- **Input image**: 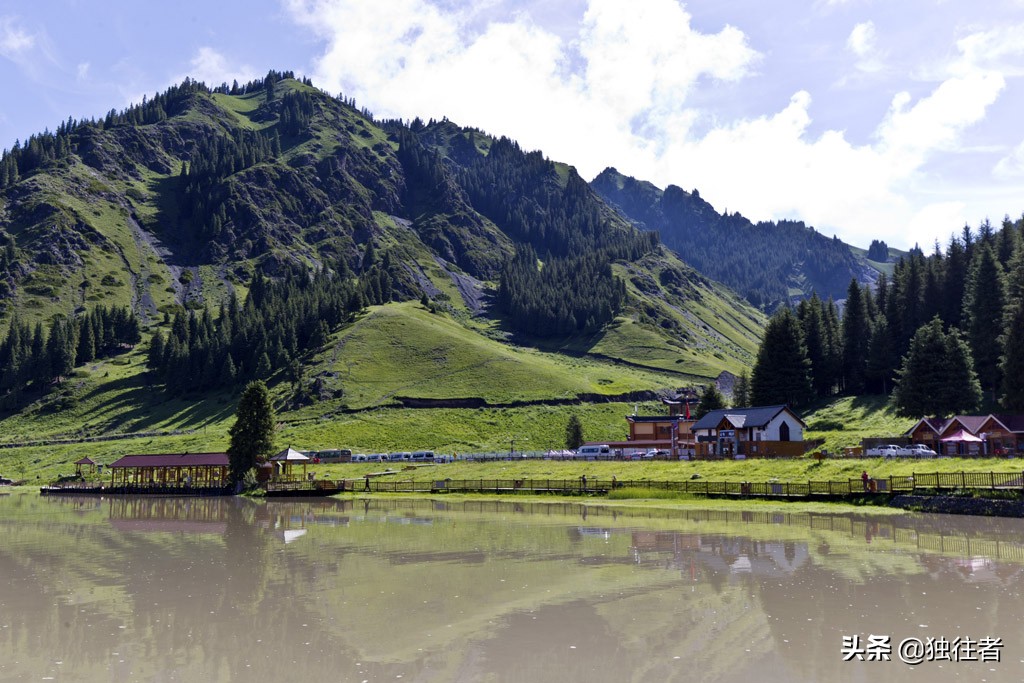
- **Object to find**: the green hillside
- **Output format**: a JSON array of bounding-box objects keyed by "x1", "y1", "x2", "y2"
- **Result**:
[{"x1": 0, "y1": 72, "x2": 766, "y2": 468}]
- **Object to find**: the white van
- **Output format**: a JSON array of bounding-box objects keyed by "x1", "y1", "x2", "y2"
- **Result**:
[
  {"x1": 576, "y1": 444, "x2": 611, "y2": 460},
  {"x1": 411, "y1": 450, "x2": 435, "y2": 462}
]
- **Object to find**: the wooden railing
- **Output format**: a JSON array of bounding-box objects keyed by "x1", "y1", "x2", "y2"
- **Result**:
[
  {"x1": 42, "y1": 471, "x2": 1024, "y2": 499},
  {"x1": 348, "y1": 472, "x2": 1024, "y2": 498}
]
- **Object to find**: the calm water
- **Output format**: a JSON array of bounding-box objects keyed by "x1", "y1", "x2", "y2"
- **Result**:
[{"x1": 1, "y1": 493, "x2": 1023, "y2": 682}]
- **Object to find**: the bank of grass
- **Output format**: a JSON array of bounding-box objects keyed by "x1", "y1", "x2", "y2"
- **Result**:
[
  {"x1": 329, "y1": 456, "x2": 1023, "y2": 485},
  {"x1": 803, "y1": 394, "x2": 913, "y2": 453},
  {"x1": 304, "y1": 302, "x2": 687, "y2": 410},
  {"x1": 606, "y1": 486, "x2": 697, "y2": 500}
]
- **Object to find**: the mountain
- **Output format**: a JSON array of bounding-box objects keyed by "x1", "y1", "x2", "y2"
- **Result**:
[
  {"x1": 0, "y1": 72, "x2": 764, "y2": 437},
  {"x1": 591, "y1": 167, "x2": 879, "y2": 309}
]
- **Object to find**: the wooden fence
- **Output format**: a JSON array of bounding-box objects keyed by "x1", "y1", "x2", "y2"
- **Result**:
[
  {"x1": 42, "y1": 471, "x2": 1024, "y2": 499},
  {"x1": 335, "y1": 471, "x2": 1024, "y2": 498}
]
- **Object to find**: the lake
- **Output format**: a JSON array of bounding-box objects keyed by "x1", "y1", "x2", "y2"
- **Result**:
[{"x1": 1, "y1": 492, "x2": 1022, "y2": 682}]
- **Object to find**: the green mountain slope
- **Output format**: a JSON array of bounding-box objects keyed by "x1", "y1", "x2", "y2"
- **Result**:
[
  {"x1": 591, "y1": 167, "x2": 883, "y2": 309},
  {"x1": 0, "y1": 72, "x2": 764, "y2": 448}
]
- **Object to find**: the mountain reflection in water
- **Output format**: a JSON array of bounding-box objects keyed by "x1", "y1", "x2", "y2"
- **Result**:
[{"x1": 0, "y1": 494, "x2": 1021, "y2": 682}]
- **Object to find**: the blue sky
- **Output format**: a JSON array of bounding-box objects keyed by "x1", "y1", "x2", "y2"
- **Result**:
[{"x1": 3, "y1": 0, "x2": 1024, "y2": 250}]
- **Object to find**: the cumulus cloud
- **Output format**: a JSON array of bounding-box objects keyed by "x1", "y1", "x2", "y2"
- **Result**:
[
  {"x1": 846, "y1": 21, "x2": 875, "y2": 58},
  {"x1": 284, "y1": 0, "x2": 1014, "y2": 249},
  {"x1": 845, "y1": 20, "x2": 887, "y2": 75},
  {"x1": 0, "y1": 16, "x2": 34, "y2": 60},
  {"x1": 994, "y1": 140, "x2": 1024, "y2": 179},
  {"x1": 182, "y1": 47, "x2": 261, "y2": 89}
]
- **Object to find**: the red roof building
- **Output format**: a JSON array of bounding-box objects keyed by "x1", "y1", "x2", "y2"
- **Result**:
[
  {"x1": 107, "y1": 453, "x2": 230, "y2": 488},
  {"x1": 905, "y1": 415, "x2": 1024, "y2": 456}
]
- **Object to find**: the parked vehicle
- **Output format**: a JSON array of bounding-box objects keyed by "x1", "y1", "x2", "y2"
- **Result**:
[
  {"x1": 389, "y1": 452, "x2": 412, "y2": 462},
  {"x1": 865, "y1": 445, "x2": 901, "y2": 457},
  {"x1": 411, "y1": 450, "x2": 435, "y2": 462},
  {"x1": 576, "y1": 444, "x2": 612, "y2": 460},
  {"x1": 897, "y1": 444, "x2": 937, "y2": 458},
  {"x1": 317, "y1": 449, "x2": 353, "y2": 463}
]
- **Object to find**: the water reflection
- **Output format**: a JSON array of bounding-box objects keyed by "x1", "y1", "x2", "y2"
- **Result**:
[{"x1": 1, "y1": 495, "x2": 1022, "y2": 682}]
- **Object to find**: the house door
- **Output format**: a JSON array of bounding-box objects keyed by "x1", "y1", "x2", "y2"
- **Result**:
[{"x1": 779, "y1": 422, "x2": 790, "y2": 442}]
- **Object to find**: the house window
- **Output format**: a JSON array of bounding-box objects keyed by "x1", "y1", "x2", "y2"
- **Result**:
[{"x1": 779, "y1": 422, "x2": 790, "y2": 442}]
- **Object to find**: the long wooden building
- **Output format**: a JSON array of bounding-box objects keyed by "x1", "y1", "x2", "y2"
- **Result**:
[{"x1": 107, "y1": 453, "x2": 230, "y2": 488}]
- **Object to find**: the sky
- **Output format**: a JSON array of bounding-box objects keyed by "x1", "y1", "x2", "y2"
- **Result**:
[{"x1": 2, "y1": 0, "x2": 1024, "y2": 251}]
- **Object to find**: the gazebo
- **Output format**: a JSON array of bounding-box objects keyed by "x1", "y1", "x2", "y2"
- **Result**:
[
  {"x1": 74, "y1": 456, "x2": 97, "y2": 477},
  {"x1": 940, "y1": 429, "x2": 983, "y2": 456},
  {"x1": 270, "y1": 448, "x2": 311, "y2": 480}
]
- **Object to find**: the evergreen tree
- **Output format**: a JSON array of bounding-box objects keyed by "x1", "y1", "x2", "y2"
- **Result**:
[
  {"x1": 1000, "y1": 243, "x2": 1024, "y2": 410},
  {"x1": 751, "y1": 308, "x2": 813, "y2": 408},
  {"x1": 999, "y1": 300, "x2": 1024, "y2": 411},
  {"x1": 962, "y1": 242, "x2": 1006, "y2": 401},
  {"x1": 220, "y1": 354, "x2": 238, "y2": 387},
  {"x1": 46, "y1": 318, "x2": 76, "y2": 382},
  {"x1": 77, "y1": 319, "x2": 96, "y2": 364},
  {"x1": 565, "y1": 414, "x2": 584, "y2": 450},
  {"x1": 893, "y1": 317, "x2": 981, "y2": 417},
  {"x1": 865, "y1": 316, "x2": 897, "y2": 394},
  {"x1": 942, "y1": 236, "x2": 969, "y2": 328},
  {"x1": 732, "y1": 370, "x2": 751, "y2": 408},
  {"x1": 148, "y1": 330, "x2": 165, "y2": 370},
  {"x1": 227, "y1": 380, "x2": 276, "y2": 484},
  {"x1": 696, "y1": 384, "x2": 727, "y2": 417},
  {"x1": 867, "y1": 239, "x2": 889, "y2": 262},
  {"x1": 841, "y1": 279, "x2": 869, "y2": 393}
]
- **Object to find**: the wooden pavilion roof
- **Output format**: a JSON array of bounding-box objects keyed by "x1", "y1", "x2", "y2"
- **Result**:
[{"x1": 108, "y1": 453, "x2": 229, "y2": 468}]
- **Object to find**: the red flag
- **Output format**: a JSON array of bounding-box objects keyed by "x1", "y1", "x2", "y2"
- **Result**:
[{"x1": 685, "y1": 401, "x2": 690, "y2": 420}]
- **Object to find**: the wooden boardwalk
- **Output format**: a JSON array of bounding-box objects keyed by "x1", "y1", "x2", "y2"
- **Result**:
[
  {"x1": 344, "y1": 471, "x2": 1024, "y2": 499},
  {"x1": 41, "y1": 471, "x2": 1024, "y2": 500}
]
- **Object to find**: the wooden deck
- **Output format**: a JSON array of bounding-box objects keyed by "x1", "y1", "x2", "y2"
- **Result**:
[
  {"x1": 40, "y1": 482, "x2": 232, "y2": 496},
  {"x1": 38, "y1": 471, "x2": 1024, "y2": 501}
]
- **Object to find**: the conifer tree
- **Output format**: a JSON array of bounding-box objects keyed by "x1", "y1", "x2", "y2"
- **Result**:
[
  {"x1": 751, "y1": 307, "x2": 813, "y2": 408},
  {"x1": 732, "y1": 370, "x2": 751, "y2": 408},
  {"x1": 697, "y1": 384, "x2": 727, "y2": 417},
  {"x1": 227, "y1": 380, "x2": 275, "y2": 484},
  {"x1": 1000, "y1": 244, "x2": 1024, "y2": 410},
  {"x1": 999, "y1": 300, "x2": 1024, "y2": 411},
  {"x1": 893, "y1": 317, "x2": 981, "y2": 417},
  {"x1": 841, "y1": 279, "x2": 869, "y2": 393},
  {"x1": 565, "y1": 414, "x2": 584, "y2": 450},
  {"x1": 962, "y1": 242, "x2": 1006, "y2": 401},
  {"x1": 46, "y1": 318, "x2": 75, "y2": 382},
  {"x1": 77, "y1": 319, "x2": 95, "y2": 364},
  {"x1": 147, "y1": 330, "x2": 165, "y2": 370}
]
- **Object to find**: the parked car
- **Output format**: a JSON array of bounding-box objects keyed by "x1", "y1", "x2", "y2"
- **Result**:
[
  {"x1": 644, "y1": 450, "x2": 670, "y2": 459},
  {"x1": 866, "y1": 444, "x2": 901, "y2": 457},
  {"x1": 897, "y1": 444, "x2": 937, "y2": 458},
  {"x1": 576, "y1": 444, "x2": 612, "y2": 460},
  {"x1": 0, "y1": 475, "x2": 12, "y2": 485}
]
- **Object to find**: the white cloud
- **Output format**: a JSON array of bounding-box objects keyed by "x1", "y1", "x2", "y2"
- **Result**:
[
  {"x1": 905, "y1": 202, "x2": 968, "y2": 249},
  {"x1": 182, "y1": 47, "x2": 260, "y2": 89},
  {"x1": 952, "y1": 24, "x2": 1024, "y2": 77},
  {"x1": 0, "y1": 16, "x2": 34, "y2": 60},
  {"x1": 284, "y1": 0, "x2": 1014, "y2": 249},
  {"x1": 845, "y1": 20, "x2": 886, "y2": 74},
  {"x1": 994, "y1": 140, "x2": 1024, "y2": 179},
  {"x1": 846, "y1": 21, "x2": 875, "y2": 58}
]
